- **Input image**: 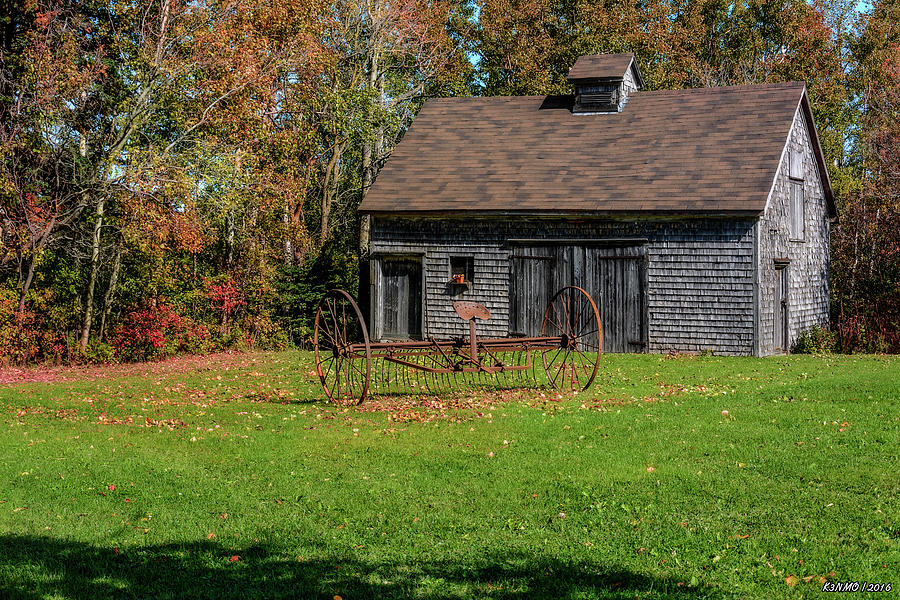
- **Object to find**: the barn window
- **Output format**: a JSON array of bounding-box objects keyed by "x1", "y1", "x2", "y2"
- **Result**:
[
  {"x1": 449, "y1": 256, "x2": 474, "y2": 285},
  {"x1": 789, "y1": 149, "x2": 804, "y2": 179},
  {"x1": 789, "y1": 150, "x2": 805, "y2": 241}
]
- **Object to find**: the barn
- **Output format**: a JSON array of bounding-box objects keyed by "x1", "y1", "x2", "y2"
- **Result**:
[{"x1": 358, "y1": 53, "x2": 836, "y2": 356}]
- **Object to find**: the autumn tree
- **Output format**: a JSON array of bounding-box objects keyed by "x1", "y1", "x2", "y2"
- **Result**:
[
  {"x1": 830, "y1": 0, "x2": 900, "y2": 350},
  {"x1": 1, "y1": 0, "x2": 328, "y2": 353}
]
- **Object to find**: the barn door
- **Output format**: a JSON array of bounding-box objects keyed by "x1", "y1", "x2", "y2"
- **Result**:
[
  {"x1": 578, "y1": 246, "x2": 648, "y2": 353},
  {"x1": 509, "y1": 243, "x2": 647, "y2": 353},
  {"x1": 509, "y1": 247, "x2": 552, "y2": 336},
  {"x1": 377, "y1": 256, "x2": 422, "y2": 340}
]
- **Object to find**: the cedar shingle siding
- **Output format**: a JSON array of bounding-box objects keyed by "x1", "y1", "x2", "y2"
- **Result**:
[
  {"x1": 361, "y1": 55, "x2": 834, "y2": 356},
  {"x1": 369, "y1": 217, "x2": 757, "y2": 354}
]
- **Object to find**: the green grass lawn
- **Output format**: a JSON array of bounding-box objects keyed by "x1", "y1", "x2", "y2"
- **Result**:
[{"x1": 0, "y1": 351, "x2": 897, "y2": 599}]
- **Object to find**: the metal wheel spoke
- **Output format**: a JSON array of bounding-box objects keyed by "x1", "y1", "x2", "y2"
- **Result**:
[{"x1": 314, "y1": 290, "x2": 371, "y2": 404}]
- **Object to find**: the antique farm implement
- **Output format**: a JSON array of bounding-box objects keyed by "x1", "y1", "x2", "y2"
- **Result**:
[{"x1": 314, "y1": 286, "x2": 602, "y2": 404}]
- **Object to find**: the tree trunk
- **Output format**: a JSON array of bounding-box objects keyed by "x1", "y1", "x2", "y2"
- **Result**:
[
  {"x1": 225, "y1": 210, "x2": 235, "y2": 268},
  {"x1": 361, "y1": 45, "x2": 378, "y2": 196},
  {"x1": 283, "y1": 206, "x2": 293, "y2": 265},
  {"x1": 320, "y1": 142, "x2": 344, "y2": 246},
  {"x1": 99, "y1": 241, "x2": 123, "y2": 342},
  {"x1": 360, "y1": 43, "x2": 381, "y2": 256},
  {"x1": 17, "y1": 254, "x2": 36, "y2": 315},
  {"x1": 16, "y1": 215, "x2": 58, "y2": 315},
  {"x1": 79, "y1": 196, "x2": 104, "y2": 352}
]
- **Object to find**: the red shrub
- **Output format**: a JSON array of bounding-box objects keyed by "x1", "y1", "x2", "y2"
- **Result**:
[
  {"x1": 0, "y1": 288, "x2": 66, "y2": 365},
  {"x1": 206, "y1": 277, "x2": 246, "y2": 325},
  {"x1": 111, "y1": 302, "x2": 209, "y2": 361}
]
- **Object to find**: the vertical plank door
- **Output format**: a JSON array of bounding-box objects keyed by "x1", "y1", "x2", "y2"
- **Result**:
[
  {"x1": 509, "y1": 247, "x2": 552, "y2": 336},
  {"x1": 379, "y1": 257, "x2": 423, "y2": 340},
  {"x1": 774, "y1": 265, "x2": 788, "y2": 352},
  {"x1": 509, "y1": 243, "x2": 647, "y2": 352},
  {"x1": 579, "y1": 246, "x2": 648, "y2": 353}
]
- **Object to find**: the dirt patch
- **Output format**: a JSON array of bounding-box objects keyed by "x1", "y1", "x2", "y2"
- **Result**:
[{"x1": 0, "y1": 351, "x2": 273, "y2": 385}]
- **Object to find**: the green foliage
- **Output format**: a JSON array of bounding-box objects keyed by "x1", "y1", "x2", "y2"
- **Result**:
[
  {"x1": 792, "y1": 325, "x2": 837, "y2": 354},
  {"x1": 275, "y1": 243, "x2": 360, "y2": 347},
  {"x1": 75, "y1": 340, "x2": 116, "y2": 364}
]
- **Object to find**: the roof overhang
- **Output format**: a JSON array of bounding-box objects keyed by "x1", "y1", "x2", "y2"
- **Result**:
[
  {"x1": 360, "y1": 209, "x2": 763, "y2": 219},
  {"x1": 799, "y1": 89, "x2": 838, "y2": 221}
]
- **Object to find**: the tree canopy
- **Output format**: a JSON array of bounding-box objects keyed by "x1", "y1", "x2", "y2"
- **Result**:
[{"x1": 1, "y1": 0, "x2": 897, "y2": 362}]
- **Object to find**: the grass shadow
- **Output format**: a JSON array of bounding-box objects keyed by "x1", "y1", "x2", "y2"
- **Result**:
[{"x1": 0, "y1": 535, "x2": 721, "y2": 599}]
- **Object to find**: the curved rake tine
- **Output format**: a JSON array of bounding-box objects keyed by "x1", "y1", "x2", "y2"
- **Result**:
[
  {"x1": 376, "y1": 357, "x2": 384, "y2": 394},
  {"x1": 386, "y1": 357, "x2": 395, "y2": 395},
  {"x1": 424, "y1": 359, "x2": 435, "y2": 395}
]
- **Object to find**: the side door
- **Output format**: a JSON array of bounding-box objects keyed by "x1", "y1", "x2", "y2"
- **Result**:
[
  {"x1": 774, "y1": 263, "x2": 789, "y2": 353},
  {"x1": 375, "y1": 256, "x2": 423, "y2": 340}
]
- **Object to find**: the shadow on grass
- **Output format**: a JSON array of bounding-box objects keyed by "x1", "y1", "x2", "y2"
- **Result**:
[{"x1": 0, "y1": 535, "x2": 720, "y2": 599}]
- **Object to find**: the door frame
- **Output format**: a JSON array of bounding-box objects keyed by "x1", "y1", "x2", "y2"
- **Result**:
[
  {"x1": 774, "y1": 259, "x2": 790, "y2": 353},
  {"x1": 370, "y1": 252, "x2": 425, "y2": 341}
]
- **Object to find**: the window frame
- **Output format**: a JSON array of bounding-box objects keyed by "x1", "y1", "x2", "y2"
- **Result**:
[{"x1": 449, "y1": 255, "x2": 475, "y2": 285}]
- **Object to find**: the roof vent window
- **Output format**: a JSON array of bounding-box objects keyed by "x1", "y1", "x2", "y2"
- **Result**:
[
  {"x1": 567, "y1": 53, "x2": 643, "y2": 114},
  {"x1": 576, "y1": 86, "x2": 618, "y2": 112}
]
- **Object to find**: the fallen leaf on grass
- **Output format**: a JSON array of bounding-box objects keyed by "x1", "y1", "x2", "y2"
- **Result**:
[
  {"x1": 13, "y1": 507, "x2": 27, "y2": 512},
  {"x1": 785, "y1": 575, "x2": 799, "y2": 587},
  {"x1": 230, "y1": 555, "x2": 240, "y2": 562},
  {"x1": 734, "y1": 534, "x2": 749, "y2": 539}
]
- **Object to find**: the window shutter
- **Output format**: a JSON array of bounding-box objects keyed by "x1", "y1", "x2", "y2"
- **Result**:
[
  {"x1": 790, "y1": 181, "x2": 805, "y2": 239},
  {"x1": 789, "y1": 150, "x2": 804, "y2": 180}
]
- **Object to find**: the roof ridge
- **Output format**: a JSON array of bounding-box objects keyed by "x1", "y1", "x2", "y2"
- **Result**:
[
  {"x1": 425, "y1": 81, "x2": 805, "y2": 104},
  {"x1": 635, "y1": 81, "x2": 805, "y2": 97}
]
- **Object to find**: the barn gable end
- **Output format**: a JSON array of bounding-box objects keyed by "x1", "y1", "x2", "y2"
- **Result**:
[{"x1": 756, "y1": 103, "x2": 831, "y2": 355}]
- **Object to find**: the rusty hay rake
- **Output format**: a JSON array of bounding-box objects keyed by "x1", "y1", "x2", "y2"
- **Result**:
[{"x1": 313, "y1": 286, "x2": 603, "y2": 405}]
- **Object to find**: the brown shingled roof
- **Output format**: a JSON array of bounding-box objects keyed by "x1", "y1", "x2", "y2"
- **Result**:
[
  {"x1": 567, "y1": 53, "x2": 637, "y2": 82},
  {"x1": 360, "y1": 82, "x2": 834, "y2": 216}
]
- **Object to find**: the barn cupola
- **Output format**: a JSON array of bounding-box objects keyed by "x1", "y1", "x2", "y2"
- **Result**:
[{"x1": 567, "y1": 53, "x2": 644, "y2": 114}]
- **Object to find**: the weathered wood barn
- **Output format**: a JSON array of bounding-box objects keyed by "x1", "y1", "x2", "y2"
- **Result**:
[{"x1": 358, "y1": 53, "x2": 836, "y2": 356}]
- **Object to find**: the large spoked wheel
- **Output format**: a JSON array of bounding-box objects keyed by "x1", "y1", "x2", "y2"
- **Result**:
[
  {"x1": 314, "y1": 289, "x2": 371, "y2": 405},
  {"x1": 540, "y1": 286, "x2": 603, "y2": 391}
]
